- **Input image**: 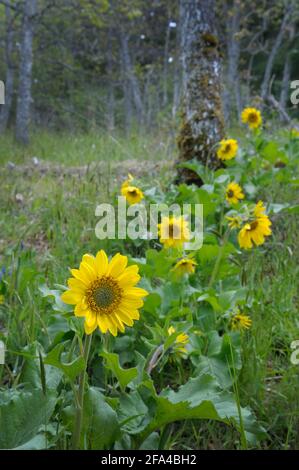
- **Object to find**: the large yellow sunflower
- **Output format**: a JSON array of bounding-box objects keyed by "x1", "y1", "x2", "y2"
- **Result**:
[
  {"x1": 158, "y1": 215, "x2": 190, "y2": 249},
  {"x1": 61, "y1": 250, "x2": 148, "y2": 336},
  {"x1": 238, "y1": 202, "x2": 272, "y2": 249},
  {"x1": 121, "y1": 185, "x2": 144, "y2": 205},
  {"x1": 225, "y1": 182, "x2": 245, "y2": 205},
  {"x1": 241, "y1": 107, "x2": 262, "y2": 129},
  {"x1": 217, "y1": 139, "x2": 238, "y2": 161}
]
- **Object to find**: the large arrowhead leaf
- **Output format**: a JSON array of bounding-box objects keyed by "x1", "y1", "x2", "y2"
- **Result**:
[
  {"x1": 100, "y1": 352, "x2": 138, "y2": 391},
  {"x1": 194, "y1": 332, "x2": 241, "y2": 388},
  {"x1": 134, "y1": 375, "x2": 266, "y2": 447},
  {"x1": 0, "y1": 389, "x2": 56, "y2": 449},
  {"x1": 44, "y1": 342, "x2": 85, "y2": 381}
]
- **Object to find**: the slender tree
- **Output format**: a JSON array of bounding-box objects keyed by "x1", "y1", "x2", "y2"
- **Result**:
[
  {"x1": 15, "y1": 0, "x2": 37, "y2": 144},
  {"x1": 0, "y1": 0, "x2": 15, "y2": 133}
]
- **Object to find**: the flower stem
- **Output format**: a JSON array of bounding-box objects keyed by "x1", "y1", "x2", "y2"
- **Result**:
[
  {"x1": 72, "y1": 333, "x2": 92, "y2": 450},
  {"x1": 208, "y1": 229, "x2": 230, "y2": 289}
]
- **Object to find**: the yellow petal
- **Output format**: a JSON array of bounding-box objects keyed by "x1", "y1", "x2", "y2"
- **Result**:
[
  {"x1": 61, "y1": 290, "x2": 82, "y2": 305},
  {"x1": 95, "y1": 250, "x2": 109, "y2": 277},
  {"x1": 107, "y1": 253, "x2": 128, "y2": 277},
  {"x1": 97, "y1": 314, "x2": 109, "y2": 334},
  {"x1": 70, "y1": 268, "x2": 90, "y2": 286}
]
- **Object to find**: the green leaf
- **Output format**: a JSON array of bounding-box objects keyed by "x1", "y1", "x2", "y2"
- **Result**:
[
  {"x1": 195, "y1": 332, "x2": 241, "y2": 388},
  {"x1": 100, "y1": 352, "x2": 138, "y2": 391},
  {"x1": 0, "y1": 389, "x2": 57, "y2": 449},
  {"x1": 44, "y1": 342, "x2": 85, "y2": 382},
  {"x1": 135, "y1": 375, "x2": 266, "y2": 447},
  {"x1": 63, "y1": 387, "x2": 119, "y2": 449}
]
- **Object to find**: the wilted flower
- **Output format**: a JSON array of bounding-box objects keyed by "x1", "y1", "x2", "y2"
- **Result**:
[
  {"x1": 172, "y1": 258, "x2": 196, "y2": 276},
  {"x1": 230, "y1": 311, "x2": 252, "y2": 331},
  {"x1": 168, "y1": 326, "x2": 189, "y2": 356}
]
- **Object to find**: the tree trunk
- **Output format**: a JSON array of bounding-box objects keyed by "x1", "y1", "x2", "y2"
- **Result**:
[
  {"x1": 15, "y1": 0, "x2": 37, "y2": 144},
  {"x1": 225, "y1": 1, "x2": 242, "y2": 122},
  {"x1": 106, "y1": 27, "x2": 115, "y2": 132},
  {"x1": 177, "y1": 0, "x2": 225, "y2": 184},
  {"x1": 172, "y1": 3, "x2": 183, "y2": 119},
  {"x1": 120, "y1": 31, "x2": 144, "y2": 127},
  {"x1": 260, "y1": 6, "x2": 292, "y2": 101},
  {"x1": 279, "y1": 55, "x2": 291, "y2": 113},
  {"x1": 0, "y1": 0, "x2": 15, "y2": 133}
]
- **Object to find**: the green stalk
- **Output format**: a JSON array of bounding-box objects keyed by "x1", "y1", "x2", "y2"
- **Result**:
[
  {"x1": 208, "y1": 229, "x2": 230, "y2": 289},
  {"x1": 72, "y1": 333, "x2": 93, "y2": 450}
]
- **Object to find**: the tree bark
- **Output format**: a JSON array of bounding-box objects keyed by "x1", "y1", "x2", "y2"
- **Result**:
[
  {"x1": 225, "y1": 0, "x2": 242, "y2": 122},
  {"x1": 177, "y1": 0, "x2": 225, "y2": 184},
  {"x1": 15, "y1": 0, "x2": 37, "y2": 144},
  {"x1": 0, "y1": 0, "x2": 15, "y2": 133}
]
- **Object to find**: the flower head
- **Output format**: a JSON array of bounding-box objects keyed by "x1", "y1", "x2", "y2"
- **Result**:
[
  {"x1": 290, "y1": 128, "x2": 299, "y2": 138},
  {"x1": 121, "y1": 173, "x2": 134, "y2": 191},
  {"x1": 173, "y1": 258, "x2": 197, "y2": 276},
  {"x1": 241, "y1": 107, "x2": 262, "y2": 129},
  {"x1": 238, "y1": 201, "x2": 272, "y2": 249},
  {"x1": 226, "y1": 215, "x2": 242, "y2": 229},
  {"x1": 61, "y1": 250, "x2": 148, "y2": 336},
  {"x1": 230, "y1": 312, "x2": 252, "y2": 331},
  {"x1": 121, "y1": 185, "x2": 144, "y2": 205},
  {"x1": 158, "y1": 215, "x2": 190, "y2": 249},
  {"x1": 217, "y1": 139, "x2": 238, "y2": 161},
  {"x1": 225, "y1": 182, "x2": 245, "y2": 205},
  {"x1": 168, "y1": 326, "x2": 189, "y2": 355}
]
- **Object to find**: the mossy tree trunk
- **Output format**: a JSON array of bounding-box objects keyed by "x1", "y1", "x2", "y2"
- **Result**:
[{"x1": 177, "y1": 0, "x2": 225, "y2": 184}]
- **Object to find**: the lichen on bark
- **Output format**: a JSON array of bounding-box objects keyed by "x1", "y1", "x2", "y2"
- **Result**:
[{"x1": 177, "y1": 0, "x2": 225, "y2": 185}]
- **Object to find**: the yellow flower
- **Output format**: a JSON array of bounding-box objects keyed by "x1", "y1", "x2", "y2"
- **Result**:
[
  {"x1": 158, "y1": 215, "x2": 190, "y2": 249},
  {"x1": 0, "y1": 294, "x2": 4, "y2": 305},
  {"x1": 61, "y1": 250, "x2": 148, "y2": 336},
  {"x1": 230, "y1": 312, "x2": 252, "y2": 331},
  {"x1": 241, "y1": 107, "x2": 262, "y2": 129},
  {"x1": 238, "y1": 202, "x2": 272, "y2": 249},
  {"x1": 168, "y1": 326, "x2": 189, "y2": 355},
  {"x1": 121, "y1": 185, "x2": 144, "y2": 205},
  {"x1": 173, "y1": 258, "x2": 197, "y2": 276},
  {"x1": 253, "y1": 200, "x2": 267, "y2": 218},
  {"x1": 225, "y1": 182, "x2": 245, "y2": 205},
  {"x1": 226, "y1": 215, "x2": 242, "y2": 229},
  {"x1": 217, "y1": 139, "x2": 238, "y2": 161},
  {"x1": 121, "y1": 173, "x2": 134, "y2": 191}
]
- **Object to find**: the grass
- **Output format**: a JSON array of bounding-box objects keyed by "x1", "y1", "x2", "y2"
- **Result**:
[
  {"x1": 0, "y1": 129, "x2": 299, "y2": 449},
  {"x1": 0, "y1": 129, "x2": 175, "y2": 166}
]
